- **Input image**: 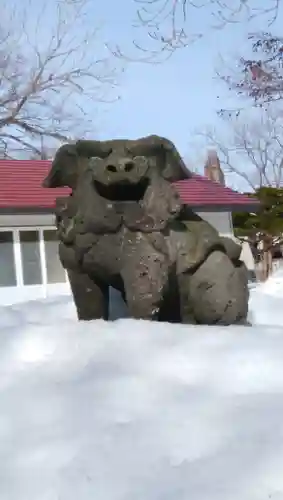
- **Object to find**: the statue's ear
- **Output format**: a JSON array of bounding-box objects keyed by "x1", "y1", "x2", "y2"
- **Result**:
[
  {"x1": 42, "y1": 144, "x2": 78, "y2": 189},
  {"x1": 157, "y1": 136, "x2": 191, "y2": 182},
  {"x1": 134, "y1": 135, "x2": 191, "y2": 182}
]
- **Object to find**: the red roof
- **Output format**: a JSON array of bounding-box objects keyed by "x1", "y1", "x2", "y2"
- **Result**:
[
  {"x1": 0, "y1": 159, "x2": 259, "y2": 211},
  {"x1": 0, "y1": 160, "x2": 70, "y2": 209},
  {"x1": 174, "y1": 175, "x2": 260, "y2": 209}
]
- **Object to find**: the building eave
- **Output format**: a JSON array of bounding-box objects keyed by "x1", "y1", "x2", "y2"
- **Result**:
[
  {"x1": 0, "y1": 206, "x2": 54, "y2": 215},
  {"x1": 0, "y1": 202, "x2": 260, "y2": 216},
  {"x1": 193, "y1": 203, "x2": 260, "y2": 212}
]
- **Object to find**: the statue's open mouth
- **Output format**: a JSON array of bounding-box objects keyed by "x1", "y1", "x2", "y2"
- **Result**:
[{"x1": 94, "y1": 178, "x2": 150, "y2": 202}]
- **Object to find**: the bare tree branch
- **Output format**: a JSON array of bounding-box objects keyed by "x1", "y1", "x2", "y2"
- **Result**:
[
  {"x1": 0, "y1": 0, "x2": 122, "y2": 157},
  {"x1": 217, "y1": 32, "x2": 283, "y2": 111},
  {"x1": 113, "y1": 0, "x2": 282, "y2": 61},
  {"x1": 196, "y1": 106, "x2": 283, "y2": 190}
]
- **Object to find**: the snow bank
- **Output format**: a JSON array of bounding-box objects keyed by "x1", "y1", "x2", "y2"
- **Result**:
[
  {"x1": 256, "y1": 266, "x2": 283, "y2": 297},
  {"x1": 1, "y1": 287, "x2": 283, "y2": 499},
  {"x1": 249, "y1": 266, "x2": 283, "y2": 326}
]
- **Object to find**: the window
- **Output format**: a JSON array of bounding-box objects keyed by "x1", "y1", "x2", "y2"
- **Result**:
[
  {"x1": 43, "y1": 230, "x2": 66, "y2": 284},
  {"x1": 20, "y1": 230, "x2": 42, "y2": 285},
  {"x1": 0, "y1": 231, "x2": 16, "y2": 287}
]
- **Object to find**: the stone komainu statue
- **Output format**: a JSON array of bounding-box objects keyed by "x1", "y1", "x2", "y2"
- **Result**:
[{"x1": 43, "y1": 135, "x2": 249, "y2": 324}]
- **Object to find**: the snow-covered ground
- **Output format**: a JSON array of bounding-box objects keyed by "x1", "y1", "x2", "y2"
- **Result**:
[{"x1": 1, "y1": 274, "x2": 283, "y2": 500}]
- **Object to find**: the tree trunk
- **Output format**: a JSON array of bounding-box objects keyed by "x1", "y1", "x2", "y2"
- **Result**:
[{"x1": 262, "y1": 236, "x2": 273, "y2": 281}]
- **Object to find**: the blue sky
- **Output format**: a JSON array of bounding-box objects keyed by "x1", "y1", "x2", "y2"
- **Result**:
[
  {"x1": 94, "y1": 1, "x2": 282, "y2": 159},
  {"x1": 21, "y1": 0, "x2": 283, "y2": 175},
  {"x1": 96, "y1": 3, "x2": 245, "y2": 152}
]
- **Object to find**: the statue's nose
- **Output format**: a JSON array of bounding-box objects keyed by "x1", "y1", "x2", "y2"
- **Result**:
[{"x1": 106, "y1": 158, "x2": 135, "y2": 174}]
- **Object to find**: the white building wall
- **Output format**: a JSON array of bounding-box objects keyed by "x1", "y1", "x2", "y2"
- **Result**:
[
  {"x1": 0, "y1": 221, "x2": 70, "y2": 306},
  {"x1": 0, "y1": 213, "x2": 55, "y2": 228},
  {"x1": 196, "y1": 211, "x2": 234, "y2": 237},
  {"x1": 196, "y1": 210, "x2": 255, "y2": 272},
  {"x1": 0, "y1": 210, "x2": 255, "y2": 307}
]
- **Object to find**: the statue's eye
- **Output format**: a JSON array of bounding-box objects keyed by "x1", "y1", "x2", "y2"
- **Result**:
[
  {"x1": 133, "y1": 155, "x2": 147, "y2": 164},
  {"x1": 131, "y1": 145, "x2": 162, "y2": 159},
  {"x1": 89, "y1": 157, "x2": 103, "y2": 164},
  {"x1": 100, "y1": 147, "x2": 113, "y2": 159}
]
